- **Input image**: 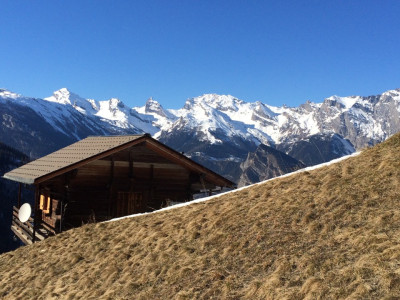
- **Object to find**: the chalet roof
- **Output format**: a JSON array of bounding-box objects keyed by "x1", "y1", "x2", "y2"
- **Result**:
[
  {"x1": 3, "y1": 134, "x2": 235, "y2": 187},
  {"x1": 3, "y1": 135, "x2": 144, "y2": 184}
]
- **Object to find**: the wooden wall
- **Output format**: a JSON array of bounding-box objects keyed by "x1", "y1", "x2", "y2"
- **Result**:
[{"x1": 37, "y1": 144, "x2": 210, "y2": 230}]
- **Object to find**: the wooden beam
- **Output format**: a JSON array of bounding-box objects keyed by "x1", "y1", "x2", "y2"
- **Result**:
[
  {"x1": 89, "y1": 159, "x2": 186, "y2": 170},
  {"x1": 11, "y1": 225, "x2": 32, "y2": 245}
]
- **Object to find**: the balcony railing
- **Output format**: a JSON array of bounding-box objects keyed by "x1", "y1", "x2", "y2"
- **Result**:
[{"x1": 11, "y1": 206, "x2": 50, "y2": 245}]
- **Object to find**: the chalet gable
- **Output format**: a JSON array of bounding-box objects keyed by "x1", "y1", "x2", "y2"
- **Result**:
[{"x1": 3, "y1": 134, "x2": 234, "y2": 187}]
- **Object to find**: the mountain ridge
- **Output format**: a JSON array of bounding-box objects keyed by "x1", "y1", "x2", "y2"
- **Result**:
[
  {"x1": 1, "y1": 87, "x2": 400, "y2": 181},
  {"x1": 3, "y1": 87, "x2": 399, "y2": 147}
]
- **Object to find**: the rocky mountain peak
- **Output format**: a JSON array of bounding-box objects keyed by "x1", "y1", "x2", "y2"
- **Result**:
[
  {"x1": 204, "y1": 94, "x2": 243, "y2": 112},
  {"x1": 252, "y1": 101, "x2": 277, "y2": 119},
  {"x1": 45, "y1": 88, "x2": 87, "y2": 106},
  {"x1": 0, "y1": 89, "x2": 22, "y2": 99},
  {"x1": 183, "y1": 94, "x2": 243, "y2": 113},
  {"x1": 145, "y1": 97, "x2": 166, "y2": 115},
  {"x1": 108, "y1": 98, "x2": 124, "y2": 109},
  {"x1": 381, "y1": 89, "x2": 400, "y2": 99}
]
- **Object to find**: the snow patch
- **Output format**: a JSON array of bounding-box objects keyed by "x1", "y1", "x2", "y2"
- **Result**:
[{"x1": 327, "y1": 95, "x2": 360, "y2": 110}]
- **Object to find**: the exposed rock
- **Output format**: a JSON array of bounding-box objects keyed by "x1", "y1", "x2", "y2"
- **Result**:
[
  {"x1": 277, "y1": 133, "x2": 355, "y2": 166},
  {"x1": 238, "y1": 144, "x2": 305, "y2": 187}
]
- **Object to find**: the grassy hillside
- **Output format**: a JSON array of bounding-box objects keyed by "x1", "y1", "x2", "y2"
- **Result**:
[{"x1": 1, "y1": 133, "x2": 400, "y2": 299}]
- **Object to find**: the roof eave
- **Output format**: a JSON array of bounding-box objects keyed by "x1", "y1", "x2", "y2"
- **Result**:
[{"x1": 2, "y1": 174, "x2": 34, "y2": 185}]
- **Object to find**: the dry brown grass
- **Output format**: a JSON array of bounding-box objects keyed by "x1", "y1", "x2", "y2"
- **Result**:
[{"x1": 1, "y1": 134, "x2": 400, "y2": 299}]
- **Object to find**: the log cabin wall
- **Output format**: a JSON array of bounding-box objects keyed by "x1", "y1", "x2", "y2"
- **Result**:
[
  {"x1": 67, "y1": 158, "x2": 110, "y2": 227},
  {"x1": 37, "y1": 144, "x2": 203, "y2": 229}
]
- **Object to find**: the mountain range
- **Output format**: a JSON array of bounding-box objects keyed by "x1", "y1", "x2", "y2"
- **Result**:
[{"x1": 1, "y1": 87, "x2": 400, "y2": 184}]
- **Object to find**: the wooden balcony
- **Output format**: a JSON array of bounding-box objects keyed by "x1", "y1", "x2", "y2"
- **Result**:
[{"x1": 11, "y1": 206, "x2": 53, "y2": 245}]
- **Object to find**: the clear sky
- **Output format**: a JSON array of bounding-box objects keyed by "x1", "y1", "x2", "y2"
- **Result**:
[{"x1": 1, "y1": 1, "x2": 400, "y2": 108}]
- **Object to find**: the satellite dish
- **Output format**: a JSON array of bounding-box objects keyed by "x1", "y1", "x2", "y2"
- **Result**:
[{"x1": 18, "y1": 203, "x2": 32, "y2": 223}]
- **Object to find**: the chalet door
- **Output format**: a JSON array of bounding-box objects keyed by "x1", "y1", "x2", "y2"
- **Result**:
[{"x1": 116, "y1": 192, "x2": 143, "y2": 217}]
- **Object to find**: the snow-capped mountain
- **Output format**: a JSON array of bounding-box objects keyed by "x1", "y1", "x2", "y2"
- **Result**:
[
  {"x1": 1, "y1": 87, "x2": 400, "y2": 182},
  {"x1": 45, "y1": 88, "x2": 157, "y2": 134},
  {"x1": 142, "y1": 90, "x2": 400, "y2": 181},
  {"x1": 161, "y1": 94, "x2": 272, "y2": 145},
  {"x1": 0, "y1": 88, "x2": 140, "y2": 158},
  {"x1": 133, "y1": 97, "x2": 177, "y2": 135},
  {"x1": 158, "y1": 90, "x2": 400, "y2": 151}
]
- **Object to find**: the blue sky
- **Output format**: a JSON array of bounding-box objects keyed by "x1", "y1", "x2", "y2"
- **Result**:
[{"x1": 1, "y1": 1, "x2": 400, "y2": 108}]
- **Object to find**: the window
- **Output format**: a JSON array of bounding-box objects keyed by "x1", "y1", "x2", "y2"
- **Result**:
[{"x1": 39, "y1": 193, "x2": 51, "y2": 214}]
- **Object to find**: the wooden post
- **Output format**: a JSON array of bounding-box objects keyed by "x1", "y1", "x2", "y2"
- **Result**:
[
  {"x1": 200, "y1": 174, "x2": 207, "y2": 197},
  {"x1": 17, "y1": 183, "x2": 22, "y2": 208},
  {"x1": 129, "y1": 150, "x2": 133, "y2": 179},
  {"x1": 111, "y1": 155, "x2": 115, "y2": 179},
  {"x1": 61, "y1": 173, "x2": 70, "y2": 234},
  {"x1": 32, "y1": 185, "x2": 40, "y2": 243},
  {"x1": 147, "y1": 164, "x2": 154, "y2": 211},
  {"x1": 187, "y1": 174, "x2": 193, "y2": 201},
  {"x1": 108, "y1": 156, "x2": 115, "y2": 218},
  {"x1": 59, "y1": 199, "x2": 63, "y2": 233},
  {"x1": 150, "y1": 164, "x2": 154, "y2": 182}
]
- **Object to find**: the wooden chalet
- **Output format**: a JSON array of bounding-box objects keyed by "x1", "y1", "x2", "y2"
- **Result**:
[{"x1": 3, "y1": 134, "x2": 235, "y2": 245}]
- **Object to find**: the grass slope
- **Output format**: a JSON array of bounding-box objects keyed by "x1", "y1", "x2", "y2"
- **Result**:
[{"x1": 1, "y1": 134, "x2": 400, "y2": 299}]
